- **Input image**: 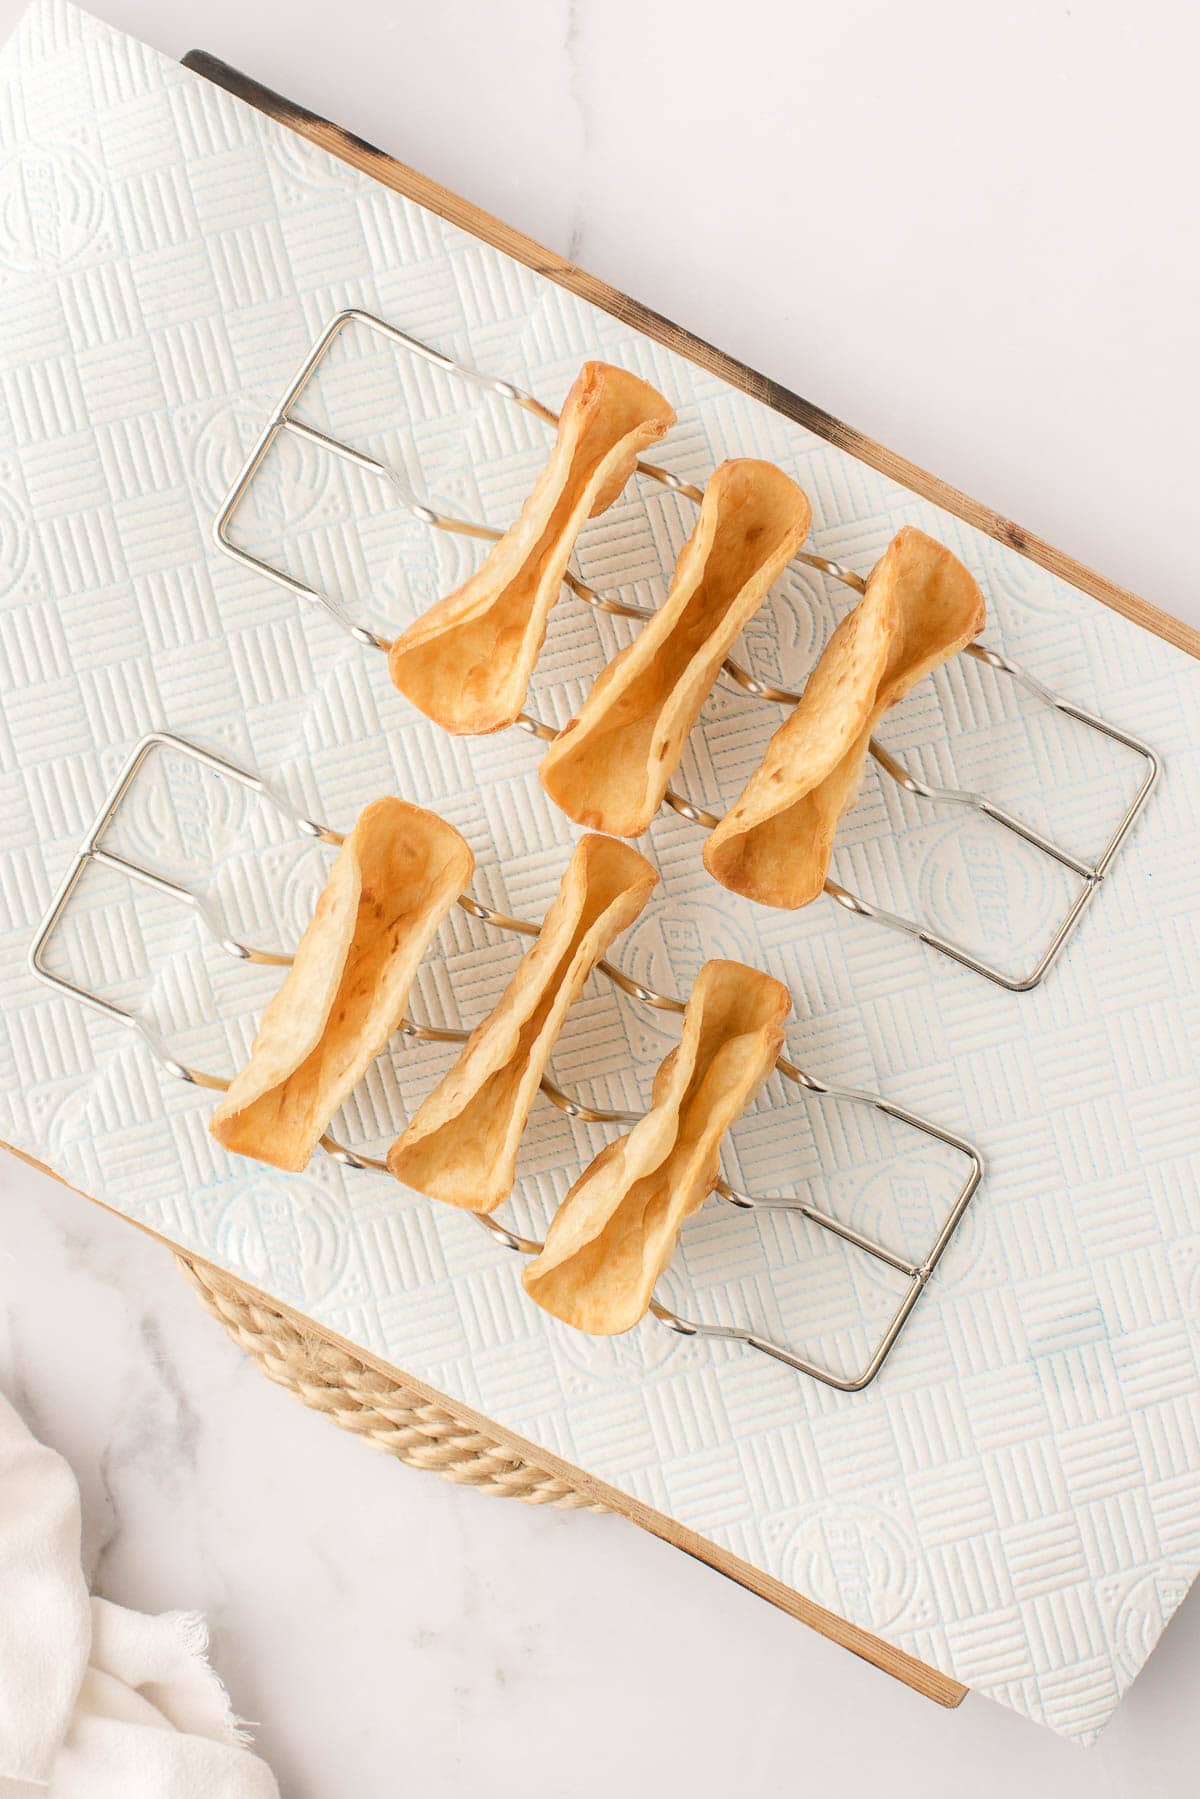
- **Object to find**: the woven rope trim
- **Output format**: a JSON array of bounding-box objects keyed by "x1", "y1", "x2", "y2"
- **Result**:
[{"x1": 175, "y1": 1255, "x2": 605, "y2": 1511}]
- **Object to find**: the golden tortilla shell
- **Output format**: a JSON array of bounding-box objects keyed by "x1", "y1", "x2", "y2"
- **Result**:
[
  {"x1": 210, "y1": 799, "x2": 474, "y2": 1172},
  {"x1": 539, "y1": 459, "x2": 811, "y2": 836},
  {"x1": 703, "y1": 527, "x2": 986, "y2": 908},
  {"x1": 387, "y1": 362, "x2": 675, "y2": 735},
  {"x1": 387, "y1": 834, "x2": 658, "y2": 1212},
  {"x1": 522, "y1": 959, "x2": 790, "y2": 1333}
]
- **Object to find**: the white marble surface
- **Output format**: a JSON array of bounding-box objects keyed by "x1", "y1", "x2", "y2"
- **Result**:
[{"x1": 1, "y1": 1, "x2": 1198, "y2": 1792}]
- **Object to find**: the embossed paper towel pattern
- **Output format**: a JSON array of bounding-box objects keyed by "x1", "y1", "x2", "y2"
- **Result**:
[{"x1": 1, "y1": 0, "x2": 1199, "y2": 1742}]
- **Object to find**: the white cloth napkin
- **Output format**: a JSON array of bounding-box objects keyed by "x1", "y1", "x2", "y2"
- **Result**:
[{"x1": 0, "y1": 1389, "x2": 279, "y2": 1798}]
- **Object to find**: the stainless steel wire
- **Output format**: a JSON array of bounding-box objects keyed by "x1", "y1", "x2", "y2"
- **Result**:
[
  {"x1": 29, "y1": 731, "x2": 984, "y2": 1393},
  {"x1": 213, "y1": 308, "x2": 1159, "y2": 992}
]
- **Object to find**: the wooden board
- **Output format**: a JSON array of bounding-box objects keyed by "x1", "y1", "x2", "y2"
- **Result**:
[{"x1": 12, "y1": 40, "x2": 1195, "y2": 1720}]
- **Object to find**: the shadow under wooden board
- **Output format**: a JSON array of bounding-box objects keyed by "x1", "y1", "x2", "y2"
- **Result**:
[{"x1": 14, "y1": 39, "x2": 1194, "y2": 1719}]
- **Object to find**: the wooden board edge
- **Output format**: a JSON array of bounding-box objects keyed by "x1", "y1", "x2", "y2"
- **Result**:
[
  {"x1": 182, "y1": 50, "x2": 1200, "y2": 663},
  {"x1": 2, "y1": 1136, "x2": 966, "y2": 1709}
]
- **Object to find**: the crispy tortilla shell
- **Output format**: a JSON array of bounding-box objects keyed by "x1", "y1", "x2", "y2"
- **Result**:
[
  {"x1": 387, "y1": 834, "x2": 658, "y2": 1212},
  {"x1": 387, "y1": 362, "x2": 675, "y2": 735},
  {"x1": 703, "y1": 527, "x2": 986, "y2": 908},
  {"x1": 210, "y1": 799, "x2": 473, "y2": 1173},
  {"x1": 522, "y1": 959, "x2": 790, "y2": 1333},
  {"x1": 540, "y1": 459, "x2": 811, "y2": 836}
]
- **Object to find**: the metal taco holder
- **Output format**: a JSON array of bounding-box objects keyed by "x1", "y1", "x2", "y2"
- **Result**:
[
  {"x1": 211, "y1": 307, "x2": 1160, "y2": 993},
  {"x1": 28, "y1": 729, "x2": 983, "y2": 1395}
]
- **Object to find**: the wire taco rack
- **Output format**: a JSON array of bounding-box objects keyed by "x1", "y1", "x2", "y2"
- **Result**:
[
  {"x1": 29, "y1": 730, "x2": 983, "y2": 1394},
  {"x1": 212, "y1": 307, "x2": 1160, "y2": 994}
]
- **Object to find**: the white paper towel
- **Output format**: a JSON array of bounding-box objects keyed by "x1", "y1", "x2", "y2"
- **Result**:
[{"x1": 1, "y1": 0, "x2": 1198, "y2": 1742}]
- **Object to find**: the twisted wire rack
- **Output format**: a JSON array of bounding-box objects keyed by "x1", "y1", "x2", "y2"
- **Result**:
[
  {"x1": 29, "y1": 731, "x2": 983, "y2": 1394},
  {"x1": 212, "y1": 308, "x2": 1160, "y2": 993}
]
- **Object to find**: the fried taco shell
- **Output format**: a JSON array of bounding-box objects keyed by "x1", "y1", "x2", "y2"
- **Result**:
[
  {"x1": 388, "y1": 362, "x2": 675, "y2": 735},
  {"x1": 540, "y1": 459, "x2": 811, "y2": 836},
  {"x1": 210, "y1": 799, "x2": 473, "y2": 1172},
  {"x1": 523, "y1": 958, "x2": 790, "y2": 1332},
  {"x1": 704, "y1": 528, "x2": 985, "y2": 908},
  {"x1": 387, "y1": 834, "x2": 658, "y2": 1212}
]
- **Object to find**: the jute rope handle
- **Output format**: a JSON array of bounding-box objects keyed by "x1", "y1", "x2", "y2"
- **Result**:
[{"x1": 175, "y1": 1255, "x2": 605, "y2": 1510}]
